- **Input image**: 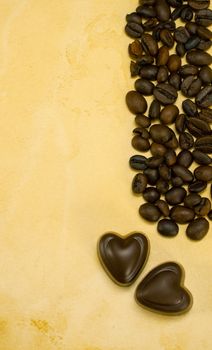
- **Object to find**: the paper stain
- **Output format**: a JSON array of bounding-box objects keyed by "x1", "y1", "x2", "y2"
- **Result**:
[
  {"x1": 30, "y1": 319, "x2": 63, "y2": 347},
  {"x1": 160, "y1": 332, "x2": 188, "y2": 350},
  {"x1": 0, "y1": 320, "x2": 8, "y2": 335}
]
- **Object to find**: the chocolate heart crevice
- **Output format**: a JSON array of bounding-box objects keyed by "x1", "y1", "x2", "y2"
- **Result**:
[
  {"x1": 135, "y1": 262, "x2": 193, "y2": 315},
  {"x1": 97, "y1": 232, "x2": 149, "y2": 286}
]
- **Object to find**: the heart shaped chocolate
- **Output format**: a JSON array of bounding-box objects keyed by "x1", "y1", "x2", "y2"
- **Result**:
[
  {"x1": 98, "y1": 232, "x2": 149, "y2": 286},
  {"x1": 135, "y1": 262, "x2": 193, "y2": 315}
]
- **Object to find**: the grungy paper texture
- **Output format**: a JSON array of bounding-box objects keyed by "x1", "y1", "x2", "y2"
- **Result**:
[{"x1": 0, "y1": 0, "x2": 211, "y2": 349}]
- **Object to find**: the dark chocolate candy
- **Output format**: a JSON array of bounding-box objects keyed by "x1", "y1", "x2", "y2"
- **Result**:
[
  {"x1": 135, "y1": 262, "x2": 193, "y2": 314},
  {"x1": 98, "y1": 232, "x2": 149, "y2": 286}
]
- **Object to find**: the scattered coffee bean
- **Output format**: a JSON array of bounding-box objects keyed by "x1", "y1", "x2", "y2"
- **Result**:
[
  {"x1": 157, "y1": 66, "x2": 169, "y2": 83},
  {"x1": 194, "y1": 135, "x2": 212, "y2": 153},
  {"x1": 184, "y1": 35, "x2": 201, "y2": 50},
  {"x1": 132, "y1": 173, "x2": 148, "y2": 194},
  {"x1": 141, "y1": 33, "x2": 158, "y2": 57},
  {"x1": 156, "y1": 46, "x2": 169, "y2": 66},
  {"x1": 153, "y1": 83, "x2": 178, "y2": 105},
  {"x1": 186, "y1": 22, "x2": 198, "y2": 35},
  {"x1": 184, "y1": 193, "x2": 202, "y2": 208},
  {"x1": 167, "y1": 0, "x2": 183, "y2": 7},
  {"x1": 172, "y1": 165, "x2": 193, "y2": 183},
  {"x1": 157, "y1": 219, "x2": 179, "y2": 237},
  {"x1": 170, "y1": 206, "x2": 195, "y2": 223},
  {"x1": 165, "y1": 187, "x2": 187, "y2": 205},
  {"x1": 135, "y1": 115, "x2": 151, "y2": 128},
  {"x1": 177, "y1": 150, "x2": 193, "y2": 168},
  {"x1": 199, "y1": 66, "x2": 212, "y2": 85},
  {"x1": 186, "y1": 50, "x2": 212, "y2": 66},
  {"x1": 159, "y1": 163, "x2": 172, "y2": 181},
  {"x1": 147, "y1": 156, "x2": 164, "y2": 168},
  {"x1": 172, "y1": 176, "x2": 184, "y2": 187},
  {"x1": 179, "y1": 64, "x2": 199, "y2": 77},
  {"x1": 144, "y1": 168, "x2": 159, "y2": 185},
  {"x1": 149, "y1": 99, "x2": 161, "y2": 119},
  {"x1": 174, "y1": 26, "x2": 190, "y2": 43},
  {"x1": 143, "y1": 187, "x2": 161, "y2": 203},
  {"x1": 167, "y1": 55, "x2": 181, "y2": 73},
  {"x1": 194, "y1": 197, "x2": 211, "y2": 216},
  {"x1": 186, "y1": 118, "x2": 211, "y2": 138},
  {"x1": 129, "y1": 40, "x2": 143, "y2": 59},
  {"x1": 125, "y1": 22, "x2": 144, "y2": 38},
  {"x1": 188, "y1": 0, "x2": 209, "y2": 10},
  {"x1": 192, "y1": 150, "x2": 211, "y2": 165},
  {"x1": 132, "y1": 135, "x2": 150, "y2": 152},
  {"x1": 136, "y1": 5, "x2": 157, "y2": 18},
  {"x1": 164, "y1": 129, "x2": 179, "y2": 149},
  {"x1": 197, "y1": 26, "x2": 212, "y2": 40},
  {"x1": 160, "y1": 105, "x2": 179, "y2": 125},
  {"x1": 198, "y1": 108, "x2": 212, "y2": 124},
  {"x1": 188, "y1": 180, "x2": 207, "y2": 193},
  {"x1": 175, "y1": 114, "x2": 186, "y2": 133},
  {"x1": 150, "y1": 124, "x2": 172, "y2": 144},
  {"x1": 208, "y1": 210, "x2": 212, "y2": 220},
  {"x1": 151, "y1": 142, "x2": 167, "y2": 156},
  {"x1": 181, "y1": 6, "x2": 193, "y2": 22},
  {"x1": 181, "y1": 76, "x2": 202, "y2": 97},
  {"x1": 156, "y1": 0, "x2": 171, "y2": 22},
  {"x1": 179, "y1": 132, "x2": 194, "y2": 150},
  {"x1": 135, "y1": 78, "x2": 154, "y2": 95},
  {"x1": 196, "y1": 86, "x2": 212, "y2": 108},
  {"x1": 160, "y1": 29, "x2": 175, "y2": 47},
  {"x1": 165, "y1": 150, "x2": 177, "y2": 166},
  {"x1": 126, "y1": 91, "x2": 147, "y2": 114},
  {"x1": 129, "y1": 155, "x2": 147, "y2": 170},
  {"x1": 140, "y1": 65, "x2": 158, "y2": 80},
  {"x1": 169, "y1": 73, "x2": 181, "y2": 90},
  {"x1": 182, "y1": 99, "x2": 198, "y2": 116},
  {"x1": 156, "y1": 199, "x2": 170, "y2": 216},
  {"x1": 195, "y1": 9, "x2": 212, "y2": 27},
  {"x1": 133, "y1": 127, "x2": 149, "y2": 139},
  {"x1": 194, "y1": 165, "x2": 212, "y2": 181},
  {"x1": 186, "y1": 218, "x2": 209, "y2": 240},
  {"x1": 139, "y1": 203, "x2": 161, "y2": 222},
  {"x1": 156, "y1": 178, "x2": 170, "y2": 194}
]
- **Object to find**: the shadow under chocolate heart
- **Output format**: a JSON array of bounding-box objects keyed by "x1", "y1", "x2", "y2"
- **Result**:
[
  {"x1": 97, "y1": 232, "x2": 149, "y2": 286},
  {"x1": 135, "y1": 262, "x2": 193, "y2": 315}
]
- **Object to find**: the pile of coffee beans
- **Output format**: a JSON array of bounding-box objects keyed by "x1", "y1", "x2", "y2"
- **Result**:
[{"x1": 125, "y1": 0, "x2": 212, "y2": 240}]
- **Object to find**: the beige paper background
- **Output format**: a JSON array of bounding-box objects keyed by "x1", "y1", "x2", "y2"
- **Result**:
[{"x1": 0, "y1": 0, "x2": 211, "y2": 349}]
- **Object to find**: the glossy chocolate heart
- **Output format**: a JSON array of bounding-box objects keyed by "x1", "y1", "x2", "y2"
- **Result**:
[
  {"x1": 98, "y1": 232, "x2": 149, "y2": 286},
  {"x1": 135, "y1": 262, "x2": 193, "y2": 314}
]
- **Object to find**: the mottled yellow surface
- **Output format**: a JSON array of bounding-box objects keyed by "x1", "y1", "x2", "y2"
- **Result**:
[{"x1": 0, "y1": 1, "x2": 211, "y2": 349}]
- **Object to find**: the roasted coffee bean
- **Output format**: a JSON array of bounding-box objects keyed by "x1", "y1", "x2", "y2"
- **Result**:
[
  {"x1": 208, "y1": 210, "x2": 212, "y2": 220},
  {"x1": 170, "y1": 206, "x2": 195, "y2": 224},
  {"x1": 132, "y1": 135, "x2": 150, "y2": 152},
  {"x1": 167, "y1": 54, "x2": 181, "y2": 73},
  {"x1": 129, "y1": 40, "x2": 143, "y2": 59},
  {"x1": 181, "y1": 76, "x2": 202, "y2": 97},
  {"x1": 133, "y1": 127, "x2": 149, "y2": 139},
  {"x1": 179, "y1": 64, "x2": 199, "y2": 77},
  {"x1": 136, "y1": 6, "x2": 157, "y2": 18},
  {"x1": 156, "y1": 0, "x2": 171, "y2": 22},
  {"x1": 196, "y1": 86, "x2": 212, "y2": 108},
  {"x1": 141, "y1": 33, "x2": 158, "y2": 57},
  {"x1": 130, "y1": 61, "x2": 142, "y2": 77},
  {"x1": 171, "y1": 6, "x2": 183, "y2": 21},
  {"x1": 192, "y1": 150, "x2": 211, "y2": 165},
  {"x1": 129, "y1": 155, "x2": 148, "y2": 170},
  {"x1": 186, "y1": 118, "x2": 211, "y2": 138},
  {"x1": 156, "y1": 46, "x2": 169, "y2": 66},
  {"x1": 157, "y1": 219, "x2": 179, "y2": 237},
  {"x1": 164, "y1": 130, "x2": 179, "y2": 149},
  {"x1": 186, "y1": 218, "x2": 209, "y2": 240},
  {"x1": 161, "y1": 20, "x2": 176, "y2": 31},
  {"x1": 136, "y1": 55, "x2": 154, "y2": 66},
  {"x1": 185, "y1": 35, "x2": 201, "y2": 50},
  {"x1": 151, "y1": 143, "x2": 167, "y2": 156},
  {"x1": 156, "y1": 178, "x2": 170, "y2": 194},
  {"x1": 194, "y1": 165, "x2": 212, "y2": 181},
  {"x1": 172, "y1": 176, "x2": 184, "y2": 187},
  {"x1": 152, "y1": 26, "x2": 162, "y2": 41},
  {"x1": 165, "y1": 150, "x2": 177, "y2": 166},
  {"x1": 153, "y1": 83, "x2": 177, "y2": 105},
  {"x1": 188, "y1": 180, "x2": 207, "y2": 193},
  {"x1": 198, "y1": 108, "x2": 212, "y2": 124},
  {"x1": 155, "y1": 200, "x2": 170, "y2": 216},
  {"x1": 188, "y1": 0, "x2": 209, "y2": 10},
  {"x1": 135, "y1": 78, "x2": 154, "y2": 95},
  {"x1": 184, "y1": 193, "x2": 202, "y2": 208},
  {"x1": 126, "y1": 91, "x2": 147, "y2": 114},
  {"x1": 157, "y1": 66, "x2": 169, "y2": 83},
  {"x1": 169, "y1": 73, "x2": 181, "y2": 90},
  {"x1": 147, "y1": 156, "x2": 164, "y2": 168},
  {"x1": 144, "y1": 168, "x2": 159, "y2": 185},
  {"x1": 179, "y1": 132, "x2": 194, "y2": 150},
  {"x1": 186, "y1": 22, "x2": 198, "y2": 35},
  {"x1": 181, "y1": 6, "x2": 193, "y2": 22},
  {"x1": 126, "y1": 12, "x2": 142, "y2": 24},
  {"x1": 143, "y1": 18, "x2": 158, "y2": 31},
  {"x1": 160, "y1": 105, "x2": 179, "y2": 125},
  {"x1": 182, "y1": 99, "x2": 198, "y2": 117},
  {"x1": 174, "y1": 26, "x2": 190, "y2": 43},
  {"x1": 140, "y1": 65, "x2": 158, "y2": 80},
  {"x1": 172, "y1": 165, "x2": 194, "y2": 183},
  {"x1": 195, "y1": 9, "x2": 212, "y2": 27},
  {"x1": 199, "y1": 66, "x2": 212, "y2": 84},
  {"x1": 186, "y1": 50, "x2": 212, "y2": 66},
  {"x1": 195, "y1": 135, "x2": 212, "y2": 153},
  {"x1": 160, "y1": 29, "x2": 174, "y2": 47},
  {"x1": 143, "y1": 187, "x2": 160, "y2": 203},
  {"x1": 175, "y1": 114, "x2": 186, "y2": 133},
  {"x1": 167, "y1": 0, "x2": 182, "y2": 7},
  {"x1": 135, "y1": 115, "x2": 151, "y2": 128},
  {"x1": 197, "y1": 39, "x2": 212, "y2": 51},
  {"x1": 125, "y1": 22, "x2": 144, "y2": 38},
  {"x1": 139, "y1": 203, "x2": 161, "y2": 222},
  {"x1": 159, "y1": 163, "x2": 171, "y2": 181},
  {"x1": 132, "y1": 173, "x2": 148, "y2": 194},
  {"x1": 139, "y1": 0, "x2": 156, "y2": 5},
  {"x1": 176, "y1": 43, "x2": 186, "y2": 57},
  {"x1": 165, "y1": 187, "x2": 187, "y2": 205},
  {"x1": 197, "y1": 26, "x2": 212, "y2": 40},
  {"x1": 149, "y1": 99, "x2": 161, "y2": 119},
  {"x1": 194, "y1": 197, "x2": 211, "y2": 216},
  {"x1": 150, "y1": 124, "x2": 172, "y2": 144},
  {"x1": 177, "y1": 150, "x2": 193, "y2": 168}
]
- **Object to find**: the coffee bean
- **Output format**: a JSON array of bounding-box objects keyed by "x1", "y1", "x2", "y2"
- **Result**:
[
  {"x1": 188, "y1": 0, "x2": 209, "y2": 10},
  {"x1": 197, "y1": 39, "x2": 212, "y2": 50},
  {"x1": 174, "y1": 26, "x2": 190, "y2": 43},
  {"x1": 164, "y1": 130, "x2": 179, "y2": 149},
  {"x1": 129, "y1": 155, "x2": 148, "y2": 170},
  {"x1": 165, "y1": 150, "x2": 177, "y2": 166},
  {"x1": 136, "y1": 55, "x2": 154, "y2": 66},
  {"x1": 197, "y1": 26, "x2": 212, "y2": 40},
  {"x1": 195, "y1": 135, "x2": 212, "y2": 153},
  {"x1": 194, "y1": 197, "x2": 211, "y2": 216},
  {"x1": 157, "y1": 219, "x2": 179, "y2": 237},
  {"x1": 181, "y1": 76, "x2": 202, "y2": 97},
  {"x1": 136, "y1": 6, "x2": 157, "y2": 18},
  {"x1": 179, "y1": 132, "x2": 194, "y2": 150},
  {"x1": 167, "y1": 0, "x2": 182, "y2": 7},
  {"x1": 155, "y1": 199, "x2": 170, "y2": 216},
  {"x1": 129, "y1": 40, "x2": 143, "y2": 59},
  {"x1": 198, "y1": 108, "x2": 212, "y2": 124},
  {"x1": 187, "y1": 118, "x2": 211, "y2": 138},
  {"x1": 147, "y1": 156, "x2": 164, "y2": 168},
  {"x1": 153, "y1": 83, "x2": 178, "y2": 105},
  {"x1": 135, "y1": 115, "x2": 151, "y2": 128},
  {"x1": 171, "y1": 6, "x2": 183, "y2": 21},
  {"x1": 188, "y1": 180, "x2": 207, "y2": 193},
  {"x1": 186, "y1": 50, "x2": 212, "y2": 66},
  {"x1": 167, "y1": 54, "x2": 181, "y2": 73},
  {"x1": 172, "y1": 176, "x2": 184, "y2": 187},
  {"x1": 151, "y1": 142, "x2": 167, "y2": 156},
  {"x1": 144, "y1": 168, "x2": 159, "y2": 185},
  {"x1": 156, "y1": 0, "x2": 171, "y2": 22},
  {"x1": 192, "y1": 150, "x2": 211, "y2": 165},
  {"x1": 141, "y1": 33, "x2": 158, "y2": 57},
  {"x1": 126, "y1": 91, "x2": 148, "y2": 114},
  {"x1": 175, "y1": 114, "x2": 186, "y2": 133},
  {"x1": 208, "y1": 210, "x2": 212, "y2": 220},
  {"x1": 196, "y1": 86, "x2": 212, "y2": 108},
  {"x1": 179, "y1": 64, "x2": 199, "y2": 77},
  {"x1": 186, "y1": 22, "x2": 198, "y2": 35},
  {"x1": 176, "y1": 43, "x2": 186, "y2": 57},
  {"x1": 160, "y1": 29, "x2": 174, "y2": 47},
  {"x1": 132, "y1": 173, "x2": 148, "y2": 194},
  {"x1": 181, "y1": 6, "x2": 193, "y2": 22},
  {"x1": 172, "y1": 165, "x2": 194, "y2": 183},
  {"x1": 143, "y1": 187, "x2": 161, "y2": 203},
  {"x1": 149, "y1": 99, "x2": 161, "y2": 119},
  {"x1": 177, "y1": 150, "x2": 193, "y2": 168},
  {"x1": 185, "y1": 36, "x2": 201, "y2": 51},
  {"x1": 150, "y1": 124, "x2": 172, "y2": 144},
  {"x1": 130, "y1": 61, "x2": 141, "y2": 77},
  {"x1": 156, "y1": 178, "x2": 170, "y2": 194},
  {"x1": 165, "y1": 187, "x2": 187, "y2": 205},
  {"x1": 156, "y1": 46, "x2": 169, "y2": 66},
  {"x1": 126, "y1": 12, "x2": 142, "y2": 24},
  {"x1": 182, "y1": 99, "x2": 198, "y2": 117},
  {"x1": 195, "y1": 9, "x2": 212, "y2": 27},
  {"x1": 194, "y1": 165, "x2": 212, "y2": 181},
  {"x1": 159, "y1": 163, "x2": 171, "y2": 181},
  {"x1": 135, "y1": 78, "x2": 154, "y2": 95},
  {"x1": 139, "y1": 203, "x2": 161, "y2": 222},
  {"x1": 170, "y1": 206, "x2": 195, "y2": 223},
  {"x1": 132, "y1": 135, "x2": 150, "y2": 152},
  {"x1": 186, "y1": 218, "x2": 209, "y2": 240},
  {"x1": 199, "y1": 66, "x2": 212, "y2": 84},
  {"x1": 143, "y1": 18, "x2": 158, "y2": 31},
  {"x1": 125, "y1": 22, "x2": 144, "y2": 38},
  {"x1": 169, "y1": 73, "x2": 181, "y2": 90},
  {"x1": 133, "y1": 127, "x2": 150, "y2": 140},
  {"x1": 157, "y1": 66, "x2": 169, "y2": 83},
  {"x1": 160, "y1": 105, "x2": 179, "y2": 125},
  {"x1": 140, "y1": 65, "x2": 158, "y2": 80},
  {"x1": 184, "y1": 193, "x2": 202, "y2": 208}
]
